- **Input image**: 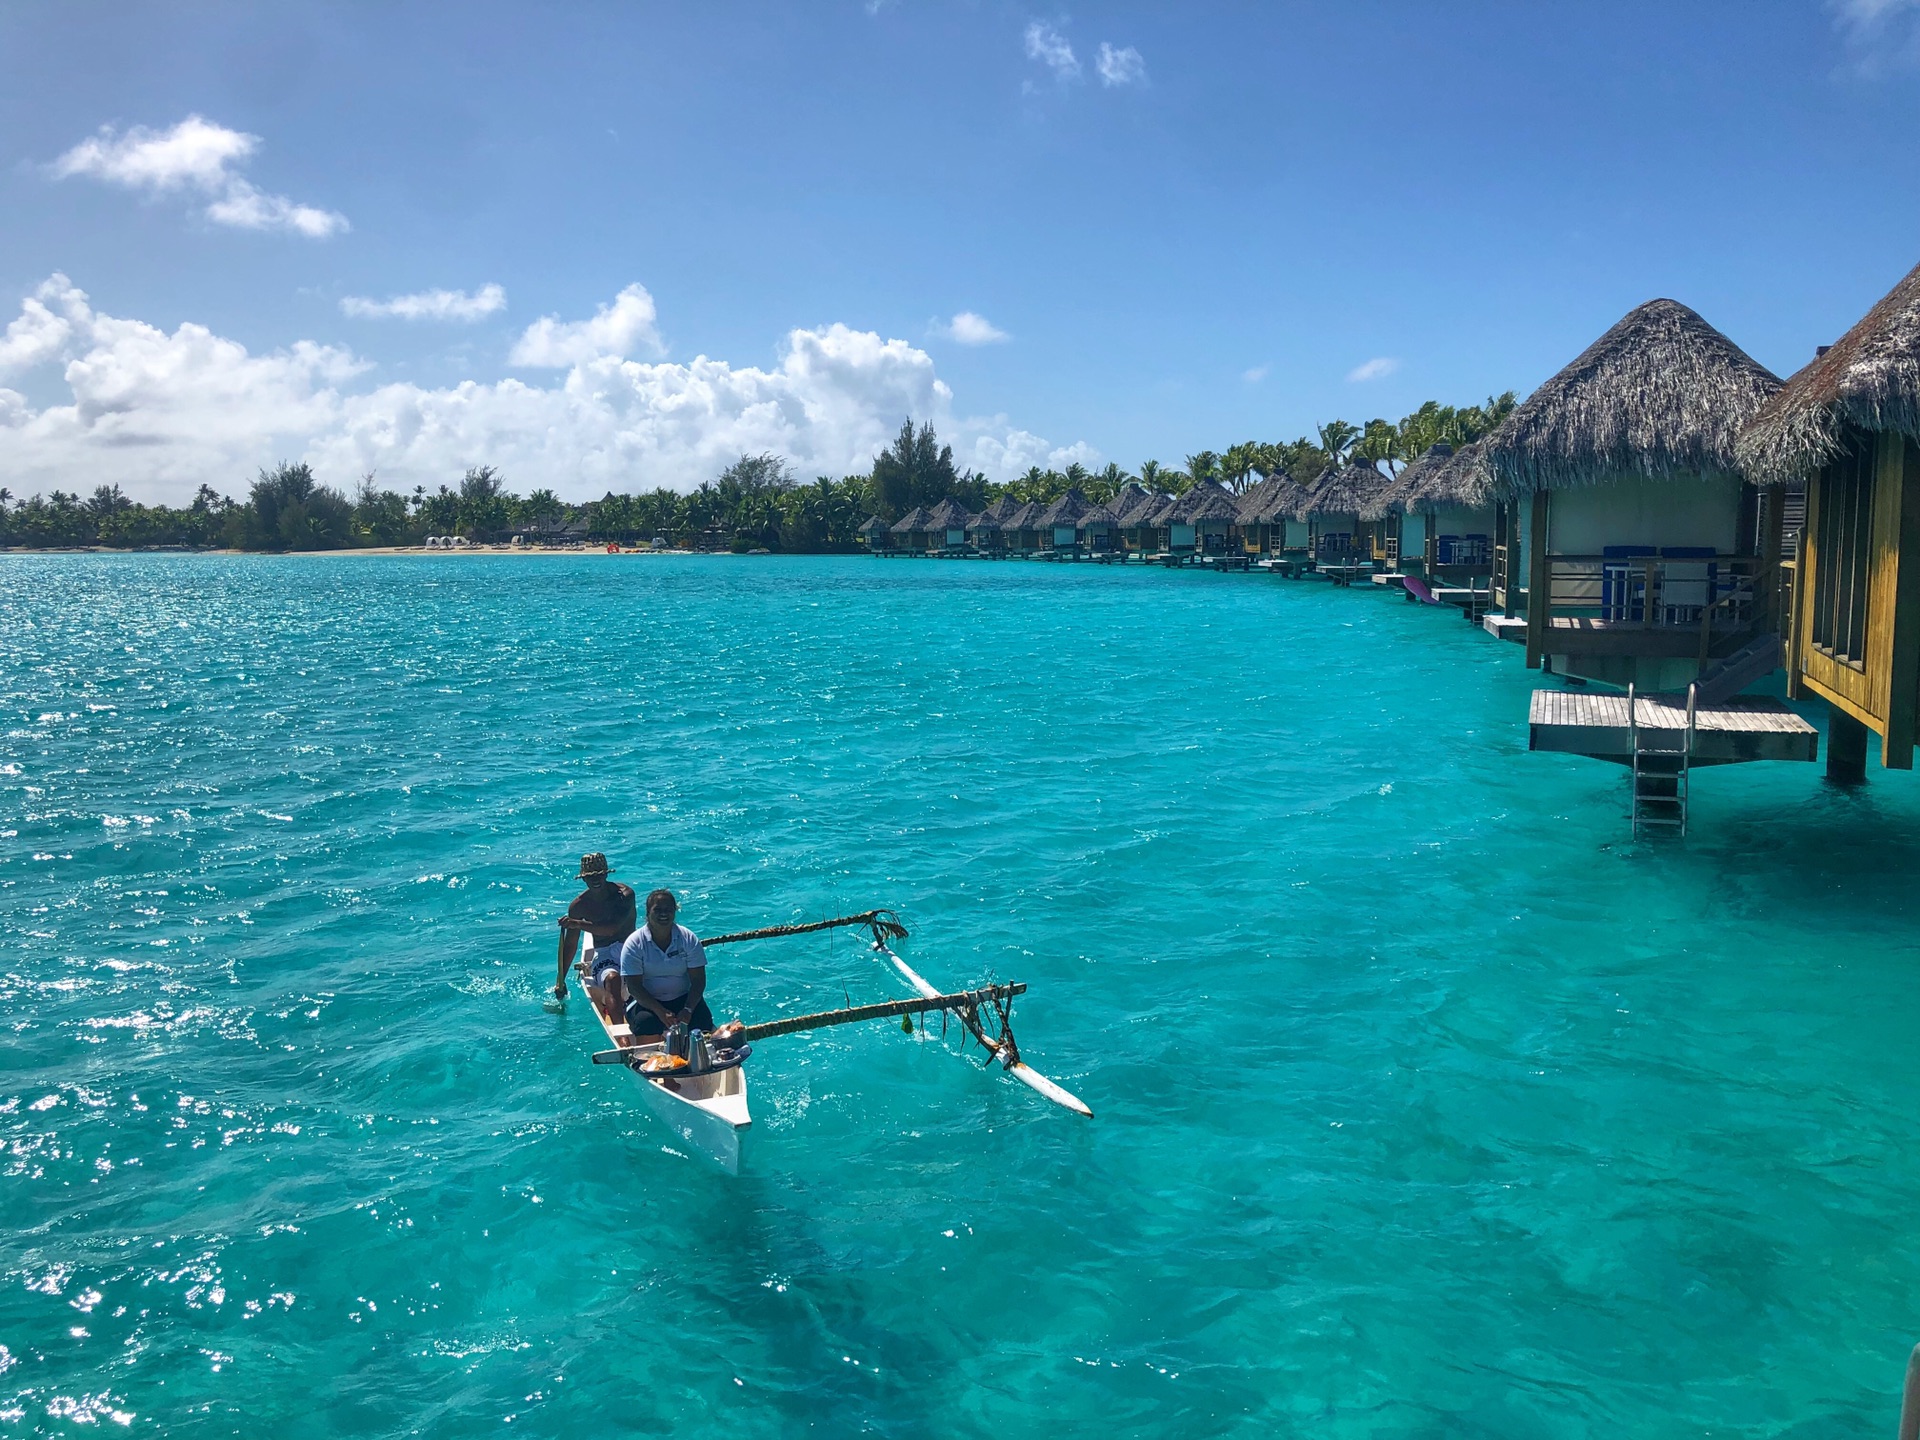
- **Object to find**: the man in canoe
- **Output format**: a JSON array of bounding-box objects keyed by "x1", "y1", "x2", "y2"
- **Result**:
[
  {"x1": 553, "y1": 852, "x2": 636, "y2": 1020},
  {"x1": 618, "y1": 887, "x2": 716, "y2": 1038}
]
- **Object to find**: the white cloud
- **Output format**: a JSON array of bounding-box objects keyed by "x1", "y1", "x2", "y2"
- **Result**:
[
  {"x1": 942, "y1": 311, "x2": 1009, "y2": 345},
  {"x1": 510, "y1": 284, "x2": 663, "y2": 366},
  {"x1": 52, "y1": 114, "x2": 254, "y2": 192},
  {"x1": 1241, "y1": 364, "x2": 1269, "y2": 384},
  {"x1": 51, "y1": 115, "x2": 347, "y2": 238},
  {"x1": 1096, "y1": 43, "x2": 1147, "y2": 86},
  {"x1": 205, "y1": 181, "x2": 349, "y2": 239},
  {"x1": 0, "y1": 275, "x2": 86, "y2": 375},
  {"x1": 0, "y1": 275, "x2": 1091, "y2": 504},
  {"x1": 342, "y1": 285, "x2": 508, "y2": 322},
  {"x1": 1346, "y1": 356, "x2": 1400, "y2": 383},
  {"x1": 1832, "y1": 0, "x2": 1920, "y2": 26},
  {"x1": 1025, "y1": 22, "x2": 1080, "y2": 80},
  {"x1": 962, "y1": 427, "x2": 1101, "y2": 477}
]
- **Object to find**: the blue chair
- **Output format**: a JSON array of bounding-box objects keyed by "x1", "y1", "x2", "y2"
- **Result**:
[{"x1": 1602, "y1": 545, "x2": 1657, "y2": 621}]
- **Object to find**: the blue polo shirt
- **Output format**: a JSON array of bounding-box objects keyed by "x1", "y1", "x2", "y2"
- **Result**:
[{"x1": 618, "y1": 923, "x2": 706, "y2": 1002}]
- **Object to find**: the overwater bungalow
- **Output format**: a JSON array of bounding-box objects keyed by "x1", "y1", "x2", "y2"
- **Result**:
[
  {"x1": 967, "y1": 496, "x2": 1019, "y2": 557},
  {"x1": 1370, "y1": 443, "x2": 1498, "y2": 579},
  {"x1": 857, "y1": 515, "x2": 892, "y2": 553},
  {"x1": 889, "y1": 505, "x2": 933, "y2": 554},
  {"x1": 1235, "y1": 473, "x2": 1311, "y2": 556},
  {"x1": 923, "y1": 498, "x2": 975, "y2": 555},
  {"x1": 1002, "y1": 501, "x2": 1046, "y2": 557},
  {"x1": 1111, "y1": 487, "x2": 1170, "y2": 554},
  {"x1": 1160, "y1": 479, "x2": 1241, "y2": 557},
  {"x1": 1299, "y1": 462, "x2": 1391, "y2": 566},
  {"x1": 1077, "y1": 502, "x2": 1121, "y2": 555},
  {"x1": 1737, "y1": 257, "x2": 1920, "y2": 779},
  {"x1": 1482, "y1": 298, "x2": 1785, "y2": 691},
  {"x1": 1035, "y1": 489, "x2": 1099, "y2": 556}
]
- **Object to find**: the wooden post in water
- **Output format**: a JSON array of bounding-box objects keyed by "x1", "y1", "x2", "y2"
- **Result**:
[
  {"x1": 1525, "y1": 489, "x2": 1550, "y2": 670},
  {"x1": 1827, "y1": 703, "x2": 1870, "y2": 785}
]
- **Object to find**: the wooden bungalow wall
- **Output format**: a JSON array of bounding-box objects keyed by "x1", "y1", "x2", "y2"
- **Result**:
[{"x1": 1791, "y1": 430, "x2": 1920, "y2": 768}]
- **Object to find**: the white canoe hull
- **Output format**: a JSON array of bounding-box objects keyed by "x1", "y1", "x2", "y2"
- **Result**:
[{"x1": 576, "y1": 962, "x2": 751, "y2": 1173}]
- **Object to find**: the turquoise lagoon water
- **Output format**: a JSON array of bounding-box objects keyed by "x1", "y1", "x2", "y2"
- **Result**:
[{"x1": 5, "y1": 553, "x2": 1920, "y2": 1438}]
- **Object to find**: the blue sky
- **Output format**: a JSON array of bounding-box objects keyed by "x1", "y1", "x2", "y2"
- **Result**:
[{"x1": 4, "y1": 1, "x2": 1920, "y2": 503}]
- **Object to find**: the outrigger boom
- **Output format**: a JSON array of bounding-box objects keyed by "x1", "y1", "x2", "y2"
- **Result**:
[{"x1": 590, "y1": 983, "x2": 1026, "y2": 1063}]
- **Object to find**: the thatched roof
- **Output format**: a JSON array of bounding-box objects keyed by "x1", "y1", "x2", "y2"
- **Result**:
[
  {"x1": 1075, "y1": 503, "x2": 1119, "y2": 531},
  {"x1": 1123, "y1": 492, "x2": 1177, "y2": 526},
  {"x1": 1035, "y1": 488, "x2": 1096, "y2": 528},
  {"x1": 1105, "y1": 483, "x2": 1153, "y2": 523},
  {"x1": 966, "y1": 497, "x2": 1021, "y2": 532},
  {"x1": 1236, "y1": 473, "x2": 1309, "y2": 525},
  {"x1": 1161, "y1": 478, "x2": 1241, "y2": 524},
  {"x1": 1364, "y1": 445, "x2": 1450, "y2": 520},
  {"x1": 889, "y1": 505, "x2": 932, "y2": 534},
  {"x1": 1485, "y1": 298, "x2": 1782, "y2": 493},
  {"x1": 924, "y1": 498, "x2": 974, "y2": 529},
  {"x1": 856, "y1": 515, "x2": 888, "y2": 536},
  {"x1": 1421, "y1": 441, "x2": 1497, "y2": 511},
  {"x1": 1300, "y1": 462, "x2": 1390, "y2": 519},
  {"x1": 1739, "y1": 260, "x2": 1920, "y2": 486},
  {"x1": 1002, "y1": 501, "x2": 1045, "y2": 530}
]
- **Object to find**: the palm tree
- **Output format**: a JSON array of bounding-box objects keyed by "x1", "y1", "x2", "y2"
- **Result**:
[
  {"x1": 1221, "y1": 442, "x2": 1259, "y2": 492},
  {"x1": 1185, "y1": 451, "x2": 1221, "y2": 487},
  {"x1": 1138, "y1": 460, "x2": 1166, "y2": 490},
  {"x1": 1315, "y1": 421, "x2": 1360, "y2": 468},
  {"x1": 1355, "y1": 419, "x2": 1398, "y2": 472}
]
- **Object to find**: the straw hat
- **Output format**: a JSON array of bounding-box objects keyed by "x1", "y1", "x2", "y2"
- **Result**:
[{"x1": 578, "y1": 852, "x2": 613, "y2": 879}]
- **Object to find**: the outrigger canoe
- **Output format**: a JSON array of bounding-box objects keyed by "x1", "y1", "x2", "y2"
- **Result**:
[{"x1": 568, "y1": 909, "x2": 1090, "y2": 1171}]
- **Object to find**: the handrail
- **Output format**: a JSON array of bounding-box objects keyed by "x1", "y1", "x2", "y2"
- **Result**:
[{"x1": 1540, "y1": 552, "x2": 1760, "y2": 633}]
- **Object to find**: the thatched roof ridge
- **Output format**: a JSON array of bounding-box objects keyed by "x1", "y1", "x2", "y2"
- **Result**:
[
  {"x1": 1300, "y1": 462, "x2": 1390, "y2": 519},
  {"x1": 1738, "y1": 260, "x2": 1920, "y2": 486},
  {"x1": 924, "y1": 498, "x2": 975, "y2": 529},
  {"x1": 1035, "y1": 488, "x2": 1096, "y2": 527},
  {"x1": 1162, "y1": 478, "x2": 1241, "y2": 523},
  {"x1": 856, "y1": 515, "x2": 888, "y2": 536},
  {"x1": 888, "y1": 505, "x2": 932, "y2": 534},
  {"x1": 1486, "y1": 298, "x2": 1782, "y2": 493}
]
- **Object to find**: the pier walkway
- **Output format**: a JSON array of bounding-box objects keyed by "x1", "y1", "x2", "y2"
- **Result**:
[{"x1": 1528, "y1": 689, "x2": 1818, "y2": 766}]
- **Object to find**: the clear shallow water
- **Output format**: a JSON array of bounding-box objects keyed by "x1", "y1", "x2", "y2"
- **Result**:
[{"x1": 4, "y1": 553, "x2": 1920, "y2": 1438}]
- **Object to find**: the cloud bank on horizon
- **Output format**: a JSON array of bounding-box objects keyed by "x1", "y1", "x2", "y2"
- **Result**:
[{"x1": 0, "y1": 275, "x2": 1097, "y2": 505}]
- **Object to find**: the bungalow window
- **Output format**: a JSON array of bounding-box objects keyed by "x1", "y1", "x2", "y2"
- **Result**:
[{"x1": 1811, "y1": 441, "x2": 1874, "y2": 669}]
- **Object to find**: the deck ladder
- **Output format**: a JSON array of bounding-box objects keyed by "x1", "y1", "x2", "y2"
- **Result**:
[{"x1": 1627, "y1": 682, "x2": 1697, "y2": 837}]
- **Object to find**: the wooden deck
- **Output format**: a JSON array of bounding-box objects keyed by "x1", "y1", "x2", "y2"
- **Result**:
[{"x1": 1528, "y1": 689, "x2": 1818, "y2": 765}]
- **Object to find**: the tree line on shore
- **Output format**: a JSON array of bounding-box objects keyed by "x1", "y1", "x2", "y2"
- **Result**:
[{"x1": 0, "y1": 393, "x2": 1516, "y2": 553}]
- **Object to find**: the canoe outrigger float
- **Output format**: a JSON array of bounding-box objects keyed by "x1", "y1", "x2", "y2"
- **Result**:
[{"x1": 569, "y1": 909, "x2": 1091, "y2": 1172}]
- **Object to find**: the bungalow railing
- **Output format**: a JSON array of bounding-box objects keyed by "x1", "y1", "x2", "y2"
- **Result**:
[{"x1": 1536, "y1": 553, "x2": 1764, "y2": 635}]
